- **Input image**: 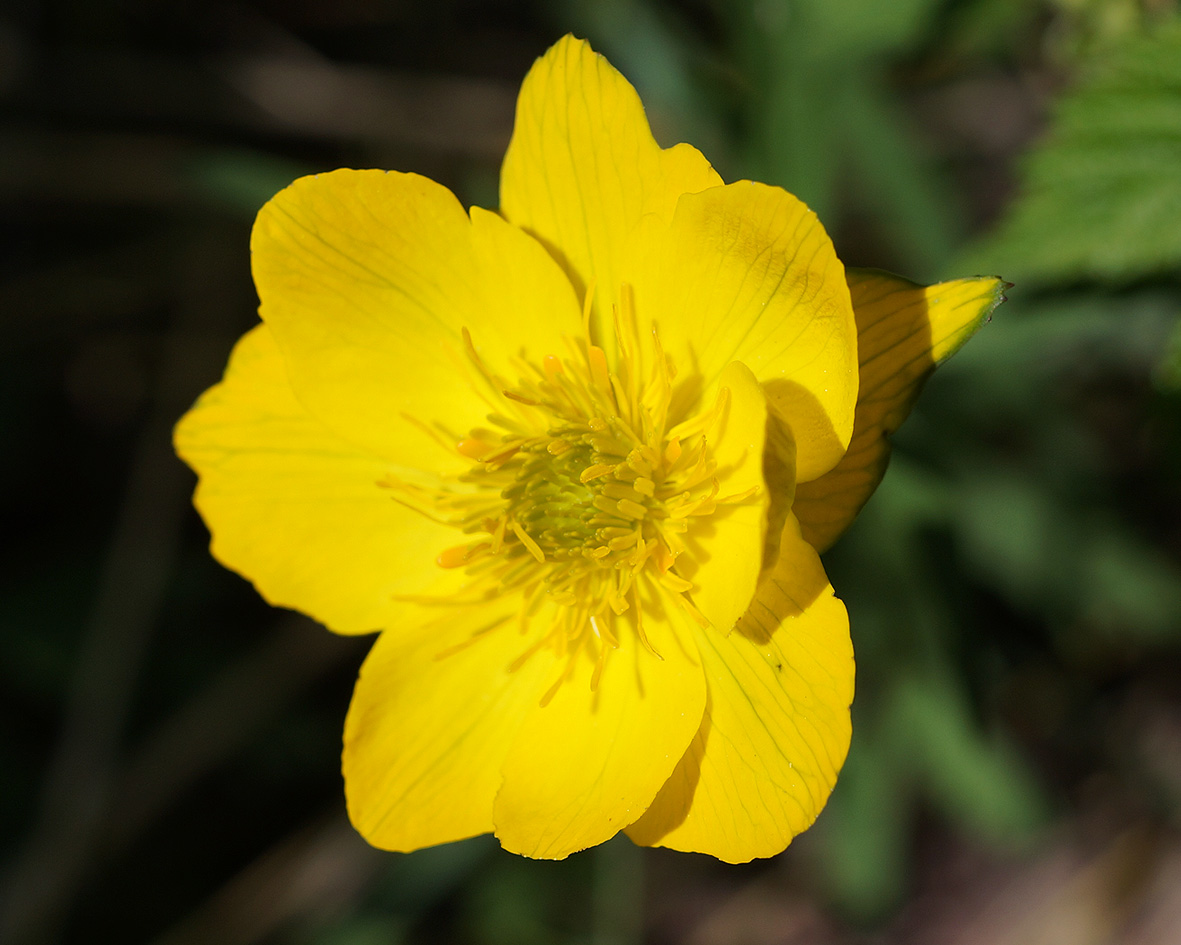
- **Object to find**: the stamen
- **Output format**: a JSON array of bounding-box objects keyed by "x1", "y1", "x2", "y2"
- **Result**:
[
  {"x1": 631, "y1": 582, "x2": 663, "y2": 660},
  {"x1": 581, "y1": 277, "x2": 597, "y2": 340},
  {"x1": 432, "y1": 613, "x2": 512, "y2": 660},
  {"x1": 659, "y1": 570, "x2": 693, "y2": 594},
  {"x1": 539, "y1": 650, "x2": 580, "y2": 707},
  {"x1": 677, "y1": 595, "x2": 711, "y2": 628},
  {"x1": 510, "y1": 521, "x2": 546, "y2": 564}
]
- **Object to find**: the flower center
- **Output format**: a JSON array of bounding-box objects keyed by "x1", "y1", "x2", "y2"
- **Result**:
[{"x1": 382, "y1": 286, "x2": 756, "y2": 692}]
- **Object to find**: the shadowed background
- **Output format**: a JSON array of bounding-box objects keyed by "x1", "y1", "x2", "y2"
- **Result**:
[{"x1": 3, "y1": 1, "x2": 1181, "y2": 943}]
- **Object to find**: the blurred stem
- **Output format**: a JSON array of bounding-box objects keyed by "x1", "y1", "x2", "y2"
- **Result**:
[{"x1": 591, "y1": 836, "x2": 644, "y2": 945}]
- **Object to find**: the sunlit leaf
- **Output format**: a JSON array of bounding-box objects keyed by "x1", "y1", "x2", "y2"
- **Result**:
[{"x1": 971, "y1": 21, "x2": 1181, "y2": 283}]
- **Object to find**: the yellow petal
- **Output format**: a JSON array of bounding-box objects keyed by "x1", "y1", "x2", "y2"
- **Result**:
[
  {"x1": 492, "y1": 598, "x2": 706, "y2": 859},
  {"x1": 174, "y1": 324, "x2": 465, "y2": 635},
  {"x1": 500, "y1": 35, "x2": 722, "y2": 341},
  {"x1": 794, "y1": 270, "x2": 1004, "y2": 552},
  {"x1": 344, "y1": 598, "x2": 554, "y2": 851},
  {"x1": 677, "y1": 361, "x2": 769, "y2": 633},
  {"x1": 252, "y1": 169, "x2": 583, "y2": 471},
  {"x1": 627, "y1": 181, "x2": 858, "y2": 483},
  {"x1": 626, "y1": 516, "x2": 853, "y2": 863}
]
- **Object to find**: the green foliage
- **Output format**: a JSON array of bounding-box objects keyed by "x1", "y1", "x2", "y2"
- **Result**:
[
  {"x1": 187, "y1": 149, "x2": 315, "y2": 220},
  {"x1": 972, "y1": 21, "x2": 1181, "y2": 283},
  {"x1": 725, "y1": 0, "x2": 961, "y2": 276}
]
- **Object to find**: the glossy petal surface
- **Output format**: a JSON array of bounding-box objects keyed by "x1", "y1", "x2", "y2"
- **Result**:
[
  {"x1": 627, "y1": 517, "x2": 853, "y2": 862},
  {"x1": 344, "y1": 597, "x2": 553, "y2": 849},
  {"x1": 175, "y1": 325, "x2": 463, "y2": 634},
  {"x1": 627, "y1": 182, "x2": 858, "y2": 483},
  {"x1": 493, "y1": 600, "x2": 706, "y2": 859},
  {"x1": 678, "y1": 361, "x2": 769, "y2": 634},
  {"x1": 501, "y1": 34, "x2": 722, "y2": 341},
  {"x1": 253, "y1": 169, "x2": 583, "y2": 472}
]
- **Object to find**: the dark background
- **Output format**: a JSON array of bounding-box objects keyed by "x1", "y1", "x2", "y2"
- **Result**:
[{"x1": 4, "y1": 1, "x2": 1181, "y2": 943}]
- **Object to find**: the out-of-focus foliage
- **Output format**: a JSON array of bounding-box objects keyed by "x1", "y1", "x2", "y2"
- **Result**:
[
  {"x1": 973, "y1": 21, "x2": 1181, "y2": 283},
  {"x1": 812, "y1": 10, "x2": 1181, "y2": 916}
]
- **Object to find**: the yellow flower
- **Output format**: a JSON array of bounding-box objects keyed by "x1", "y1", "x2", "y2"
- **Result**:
[{"x1": 174, "y1": 36, "x2": 1003, "y2": 863}]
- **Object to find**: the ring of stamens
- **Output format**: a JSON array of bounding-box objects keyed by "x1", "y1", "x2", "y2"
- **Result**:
[{"x1": 380, "y1": 285, "x2": 757, "y2": 694}]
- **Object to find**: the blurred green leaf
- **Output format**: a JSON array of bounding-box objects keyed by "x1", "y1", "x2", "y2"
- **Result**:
[
  {"x1": 186, "y1": 149, "x2": 314, "y2": 219},
  {"x1": 819, "y1": 734, "x2": 911, "y2": 919},
  {"x1": 464, "y1": 858, "x2": 565, "y2": 945},
  {"x1": 796, "y1": 0, "x2": 944, "y2": 60},
  {"x1": 892, "y1": 673, "x2": 1047, "y2": 842},
  {"x1": 940, "y1": 0, "x2": 1044, "y2": 59},
  {"x1": 1156, "y1": 318, "x2": 1181, "y2": 390},
  {"x1": 822, "y1": 665, "x2": 1047, "y2": 919},
  {"x1": 372, "y1": 837, "x2": 495, "y2": 914},
  {"x1": 1081, "y1": 519, "x2": 1181, "y2": 641},
  {"x1": 955, "y1": 471, "x2": 1059, "y2": 610},
  {"x1": 953, "y1": 468, "x2": 1181, "y2": 641},
  {"x1": 304, "y1": 916, "x2": 406, "y2": 945},
  {"x1": 725, "y1": 0, "x2": 961, "y2": 275},
  {"x1": 970, "y1": 19, "x2": 1181, "y2": 283}
]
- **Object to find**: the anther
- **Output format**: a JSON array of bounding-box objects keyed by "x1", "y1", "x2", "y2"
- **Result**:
[
  {"x1": 436, "y1": 544, "x2": 473, "y2": 568},
  {"x1": 579, "y1": 463, "x2": 614, "y2": 483},
  {"x1": 457, "y1": 438, "x2": 496, "y2": 460},
  {"x1": 616, "y1": 499, "x2": 648, "y2": 520}
]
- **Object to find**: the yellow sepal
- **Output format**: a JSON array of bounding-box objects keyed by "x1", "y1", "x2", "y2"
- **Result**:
[{"x1": 794, "y1": 270, "x2": 1004, "y2": 552}]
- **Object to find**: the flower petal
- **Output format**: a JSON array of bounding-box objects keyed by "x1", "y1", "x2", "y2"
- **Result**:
[
  {"x1": 500, "y1": 35, "x2": 722, "y2": 340},
  {"x1": 626, "y1": 516, "x2": 853, "y2": 863},
  {"x1": 492, "y1": 599, "x2": 706, "y2": 859},
  {"x1": 344, "y1": 598, "x2": 554, "y2": 851},
  {"x1": 252, "y1": 169, "x2": 583, "y2": 471},
  {"x1": 174, "y1": 325, "x2": 467, "y2": 635},
  {"x1": 627, "y1": 181, "x2": 858, "y2": 483},
  {"x1": 677, "y1": 361, "x2": 769, "y2": 634},
  {"x1": 794, "y1": 270, "x2": 1004, "y2": 551}
]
